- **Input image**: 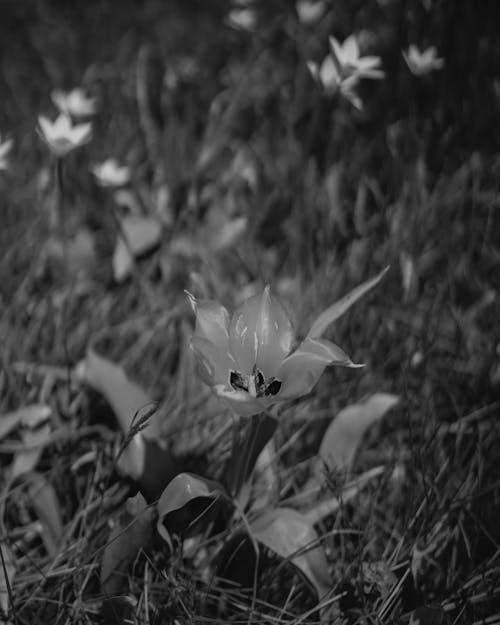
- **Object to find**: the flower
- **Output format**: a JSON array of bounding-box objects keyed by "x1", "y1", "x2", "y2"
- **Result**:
[
  {"x1": 37, "y1": 113, "x2": 92, "y2": 157},
  {"x1": 308, "y1": 34, "x2": 384, "y2": 109},
  {"x1": 226, "y1": 8, "x2": 257, "y2": 31},
  {"x1": 296, "y1": 0, "x2": 326, "y2": 25},
  {"x1": 307, "y1": 57, "x2": 363, "y2": 109},
  {"x1": 329, "y1": 35, "x2": 385, "y2": 81},
  {"x1": 403, "y1": 45, "x2": 444, "y2": 76},
  {"x1": 91, "y1": 158, "x2": 131, "y2": 188},
  {"x1": 51, "y1": 87, "x2": 97, "y2": 118},
  {"x1": 188, "y1": 287, "x2": 363, "y2": 417},
  {"x1": 0, "y1": 134, "x2": 13, "y2": 170}
]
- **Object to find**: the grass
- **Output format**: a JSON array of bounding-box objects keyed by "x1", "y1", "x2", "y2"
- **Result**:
[{"x1": 1, "y1": 0, "x2": 500, "y2": 623}]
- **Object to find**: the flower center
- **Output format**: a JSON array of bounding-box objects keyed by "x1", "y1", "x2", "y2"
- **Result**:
[{"x1": 230, "y1": 365, "x2": 282, "y2": 398}]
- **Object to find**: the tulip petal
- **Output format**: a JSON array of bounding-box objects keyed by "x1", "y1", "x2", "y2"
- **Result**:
[
  {"x1": 277, "y1": 338, "x2": 363, "y2": 399},
  {"x1": 319, "y1": 56, "x2": 341, "y2": 92},
  {"x1": 214, "y1": 385, "x2": 271, "y2": 418},
  {"x1": 190, "y1": 336, "x2": 236, "y2": 386},
  {"x1": 341, "y1": 35, "x2": 359, "y2": 64},
  {"x1": 70, "y1": 122, "x2": 92, "y2": 146},
  {"x1": 38, "y1": 116, "x2": 53, "y2": 141},
  {"x1": 229, "y1": 287, "x2": 293, "y2": 378},
  {"x1": 54, "y1": 113, "x2": 72, "y2": 135},
  {"x1": 187, "y1": 293, "x2": 231, "y2": 353}
]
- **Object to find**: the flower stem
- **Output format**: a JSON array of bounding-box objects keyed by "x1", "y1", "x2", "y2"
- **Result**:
[
  {"x1": 54, "y1": 156, "x2": 72, "y2": 388},
  {"x1": 224, "y1": 412, "x2": 277, "y2": 500}
]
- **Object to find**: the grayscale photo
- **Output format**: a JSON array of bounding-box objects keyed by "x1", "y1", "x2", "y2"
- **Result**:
[{"x1": 0, "y1": 1, "x2": 499, "y2": 623}]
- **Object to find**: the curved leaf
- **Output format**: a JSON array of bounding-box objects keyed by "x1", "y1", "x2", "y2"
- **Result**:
[
  {"x1": 101, "y1": 493, "x2": 152, "y2": 624},
  {"x1": 251, "y1": 507, "x2": 331, "y2": 598},
  {"x1": 0, "y1": 404, "x2": 51, "y2": 440},
  {"x1": 26, "y1": 473, "x2": 63, "y2": 558},
  {"x1": 82, "y1": 349, "x2": 158, "y2": 439},
  {"x1": 306, "y1": 267, "x2": 389, "y2": 339},
  {"x1": 156, "y1": 473, "x2": 227, "y2": 545},
  {"x1": 318, "y1": 393, "x2": 399, "y2": 474},
  {"x1": 80, "y1": 350, "x2": 177, "y2": 501},
  {"x1": 113, "y1": 215, "x2": 162, "y2": 282}
]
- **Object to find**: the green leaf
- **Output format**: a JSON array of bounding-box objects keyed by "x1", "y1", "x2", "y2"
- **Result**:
[
  {"x1": 26, "y1": 473, "x2": 63, "y2": 558},
  {"x1": 80, "y1": 350, "x2": 177, "y2": 501},
  {"x1": 306, "y1": 267, "x2": 389, "y2": 339},
  {"x1": 0, "y1": 404, "x2": 51, "y2": 441},
  {"x1": 100, "y1": 493, "x2": 152, "y2": 599},
  {"x1": 317, "y1": 393, "x2": 399, "y2": 474},
  {"x1": 156, "y1": 473, "x2": 227, "y2": 547},
  {"x1": 113, "y1": 215, "x2": 162, "y2": 282},
  {"x1": 251, "y1": 507, "x2": 331, "y2": 598}
]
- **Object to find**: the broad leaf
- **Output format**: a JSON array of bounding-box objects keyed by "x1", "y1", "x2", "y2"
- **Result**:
[
  {"x1": 26, "y1": 473, "x2": 63, "y2": 558},
  {"x1": 317, "y1": 393, "x2": 399, "y2": 474},
  {"x1": 113, "y1": 215, "x2": 162, "y2": 282},
  {"x1": 156, "y1": 473, "x2": 227, "y2": 547},
  {"x1": 0, "y1": 405, "x2": 51, "y2": 440},
  {"x1": 101, "y1": 493, "x2": 152, "y2": 625},
  {"x1": 251, "y1": 507, "x2": 331, "y2": 598},
  {"x1": 10, "y1": 411, "x2": 51, "y2": 480},
  {"x1": 80, "y1": 350, "x2": 176, "y2": 500},
  {"x1": 306, "y1": 267, "x2": 389, "y2": 339}
]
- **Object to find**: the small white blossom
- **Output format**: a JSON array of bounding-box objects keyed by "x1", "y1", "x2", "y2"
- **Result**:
[
  {"x1": 38, "y1": 113, "x2": 92, "y2": 158},
  {"x1": 403, "y1": 45, "x2": 444, "y2": 76},
  {"x1": 296, "y1": 0, "x2": 325, "y2": 25},
  {"x1": 51, "y1": 88, "x2": 97, "y2": 118},
  {"x1": 307, "y1": 57, "x2": 362, "y2": 109},
  {"x1": 0, "y1": 134, "x2": 13, "y2": 170},
  {"x1": 329, "y1": 35, "x2": 385, "y2": 81},
  {"x1": 226, "y1": 8, "x2": 257, "y2": 31},
  {"x1": 308, "y1": 34, "x2": 384, "y2": 109},
  {"x1": 91, "y1": 158, "x2": 131, "y2": 188}
]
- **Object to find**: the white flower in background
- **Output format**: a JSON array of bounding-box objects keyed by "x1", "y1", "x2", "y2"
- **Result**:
[
  {"x1": 403, "y1": 45, "x2": 444, "y2": 76},
  {"x1": 307, "y1": 56, "x2": 363, "y2": 109},
  {"x1": 308, "y1": 34, "x2": 384, "y2": 109},
  {"x1": 51, "y1": 87, "x2": 97, "y2": 118},
  {"x1": 37, "y1": 113, "x2": 92, "y2": 158},
  {"x1": 0, "y1": 134, "x2": 13, "y2": 170},
  {"x1": 91, "y1": 158, "x2": 131, "y2": 188},
  {"x1": 296, "y1": 0, "x2": 326, "y2": 25},
  {"x1": 226, "y1": 8, "x2": 257, "y2": 31},
  {"x1": 329, "y1": 35, "x2": 385, "y2": 81}
]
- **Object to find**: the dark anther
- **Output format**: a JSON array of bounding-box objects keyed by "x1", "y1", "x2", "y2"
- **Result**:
[
  {"x1": 252, "y1": 365, "x2": 267, "y2": 396},
  {"x1": 265, "y1": 378, "x2": 282, "y2": 396},
  {"x1": 230, "y1": 370, "x2": 248, "y2": 392}
]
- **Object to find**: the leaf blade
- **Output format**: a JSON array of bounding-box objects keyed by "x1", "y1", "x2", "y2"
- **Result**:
[
  {"x1": 251, "y1": 507, "x2": 331, "y2": 598},
  {"x1": 317, "y1": 393, "x2": 399, "y2": 474},
  {"x1": 306, "y1": 267, "x2": 389, "y2": 339}
]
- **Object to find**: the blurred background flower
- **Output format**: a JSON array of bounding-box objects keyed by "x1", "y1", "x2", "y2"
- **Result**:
[
  {"x1": 37, "y1": 113, "x2": 92, "y2": 157},
  {"x1": 91, "y1": 158, "x2": 131, "y2": 188},
  {"x1": 403, "y1": 44, "x2": 444, "y2": 76},
  {"x1": 51, "y1": 87, "x2": 97, "y2": 117}
]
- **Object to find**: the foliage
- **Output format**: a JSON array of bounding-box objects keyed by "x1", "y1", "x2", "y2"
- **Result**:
[{"x1": 1, "y1": 1, "x2": 500, "y2": 624}]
